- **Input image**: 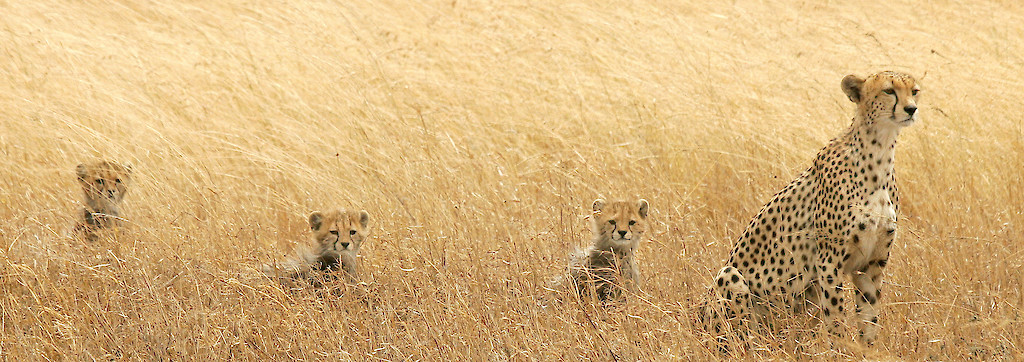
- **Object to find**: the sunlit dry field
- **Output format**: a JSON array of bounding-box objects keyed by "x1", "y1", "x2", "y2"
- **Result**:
[{"x1": 1, "y1": 0, "x2": 1023, "y2": 359}]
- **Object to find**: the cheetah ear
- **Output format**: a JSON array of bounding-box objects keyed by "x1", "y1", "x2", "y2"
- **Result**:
[
  {"x1": 637, "y1": 199, "x2": 649, "y2": 219},
  {"x1": 308, "y1": 212, "x2": 324, "y2": 231},
  {"x1": 841, "y1": 74, "x2": 865, "y2": 103},
  {"x1": 358, "y1": 210, "x2": 370, "y2": 228},
  {"x1": 592, "y1": 199, "x2": 606, "y2": 213},
  {"x1": 76, "y1": 163, "x2": 88, "y2": 180}
]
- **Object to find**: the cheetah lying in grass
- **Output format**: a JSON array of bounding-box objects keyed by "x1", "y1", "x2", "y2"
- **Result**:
[{"x1": 263, "y1": 209, "x2": 371, "y2": 287}]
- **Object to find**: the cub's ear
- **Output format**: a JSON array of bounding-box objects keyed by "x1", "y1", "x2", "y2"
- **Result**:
[
  {"x1": 592, "y1": 199, "x2": 606, "y2": 212},
  {"x1": 308, "y1": 212, "x2": 324, "y2": 231},
  {"x1": 841, "y1": 74, "x2": 865, "y2": 103},
  {"x1": 76, "y1": 164, "x2": 88, "y2": 180},
  {"x1": 359, "y1": 210, "x2": 370, "y2": 228},
  {"x1": 637, "y1": 199, "x2": 649, "y2": 219}
]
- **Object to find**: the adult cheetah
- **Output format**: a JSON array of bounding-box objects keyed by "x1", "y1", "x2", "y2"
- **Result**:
[{"x1": 709, "y1": 71, "x2": 921, "y2": 344}]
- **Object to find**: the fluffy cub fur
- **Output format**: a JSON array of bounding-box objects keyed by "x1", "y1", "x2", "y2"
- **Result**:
[
  {"x1": 263, "y1": 209, "x2": 371, "y2": 286},
  {"x1": 73, "y1": 161, "x2": 132, "y2": 241},
  {"x1": 567, "y1": 198, "x2": 649, "y2": 302}
]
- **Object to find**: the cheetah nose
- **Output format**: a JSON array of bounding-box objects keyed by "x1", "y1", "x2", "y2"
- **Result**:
[
  {"x1": 617, "y1": 230, "x2": 627, "y2": 238},
  {"x1": 339, "y1": 242, "x2": 350, "y2": 249},
  {"x1": 904, "y1": 105, "x2": 917, "y2": 116}
]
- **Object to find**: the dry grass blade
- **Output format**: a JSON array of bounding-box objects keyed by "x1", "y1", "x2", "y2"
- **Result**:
[{"x1": 1, "y1": 0, "x2": 1022, "y2": 359}]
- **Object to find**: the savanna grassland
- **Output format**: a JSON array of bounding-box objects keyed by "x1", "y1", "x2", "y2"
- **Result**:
[{"x1": 1, "y1": 0, "x2": 1023, "y2": 360}]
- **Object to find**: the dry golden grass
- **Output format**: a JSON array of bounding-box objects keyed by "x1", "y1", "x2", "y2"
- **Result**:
[{"x1": 1, "y1": 0, "x2": 1022, "y2": 359}]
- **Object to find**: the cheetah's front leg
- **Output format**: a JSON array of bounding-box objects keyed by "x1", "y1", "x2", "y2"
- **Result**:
[
  {"x1": 853, "y1": 229, "x2": 893, "y2": 344},
  {"x1": 852, "y1": 268, "x2": 881, "y2": 344},
  {"x1": 815, "y1": 250, "x2": 845, "y2": 337}
]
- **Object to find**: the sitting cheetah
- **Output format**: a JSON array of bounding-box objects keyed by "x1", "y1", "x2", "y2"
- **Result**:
[
  {"x1": 73, "y1": 161, "x2": 132, "y2": 241},
  {"x1": 565, "y1": 199, "x2": 649, "y2": 303},
  {"x1": 263, "y1": 209, "x2": 371, "y2": 286},
  {"x1": 708, "y1": 71, "x2": 921, "y2": 344}
]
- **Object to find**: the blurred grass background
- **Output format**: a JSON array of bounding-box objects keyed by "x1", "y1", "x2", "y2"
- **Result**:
[{"x1": 1, "y1": 0, "x2": 1022, "y2": 359}]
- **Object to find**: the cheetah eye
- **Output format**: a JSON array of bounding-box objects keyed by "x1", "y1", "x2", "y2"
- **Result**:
[
  {"x1": 95, "y1": 179, "x2": 104, "y2": 185},
  {"x1": 911, "y1": 89, "x2": 919, "y2": 96},
  {"x1": 608, "y1": 220, "x2": 616, "y2": 225},
  {"x1": 114, "y1": 178, "x2": 122, "y2": 184},
  {"x1": 349, "y1": 230, "x2": 357, "y2": 235},
  {"x1": 882, "y1": 88, "x2": 895, "y2": 95},
  {"x1": 329, "y1": 230, "x2": 339, "y2": 236},
  {"x1": 628, "y1": 220, "x2": 636, "y2": 226}
]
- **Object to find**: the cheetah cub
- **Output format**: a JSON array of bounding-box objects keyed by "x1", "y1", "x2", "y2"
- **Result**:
[
  {"x1": 73, "y1": 161, "x2": 132, "y2": 241},
  {"x1": 566, "y1": 199, "x2": 649, "y2": 303},
  {"x1": 263, "y1": 209, "x2": 371, "y2": 286}
]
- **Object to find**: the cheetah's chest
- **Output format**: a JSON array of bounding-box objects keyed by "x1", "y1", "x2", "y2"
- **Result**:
[{"x1": 844, "y1": 187, "x2": 897, "y2": 273}]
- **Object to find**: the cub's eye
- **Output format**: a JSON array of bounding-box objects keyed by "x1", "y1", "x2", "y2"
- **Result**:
[
  {"x1": 95, "y1": 179, "x2": 104, "y2": 185},
  {"x1": 115, "y1": 178, "x2": 122, "y2": 184},
  {"x1": 882, "y1": 88, "x2": 895, "y2": 95},
  {"x1": 329, "y1": 230, "x2": 339, "y2": 236},
  {"x1": 629, "y1": 220, "x2": 636, "y2": 226},
  {"x1": 608, "y1": 220, "x2": 616, "y2": 225},
  {"x1": 912, "y1": 89, "x2": 919, "y2": 96},
  {"x1": 349, "y1": 230, "x2": 357, "y2": 235}
]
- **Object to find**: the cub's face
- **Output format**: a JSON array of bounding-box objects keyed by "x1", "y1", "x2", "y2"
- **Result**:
[
  {"x1": 591, "y1": 199, "x2": 649, "y2": 251},
  {"x1": 77, "y1": 162, "x2": 132, "y2": 205},
  {"x1": 309, "y1": 210, "x2": 370, "y2": 253},
  {"x1": 842, "y1": 71, "x2": 921, "y2": 127}
]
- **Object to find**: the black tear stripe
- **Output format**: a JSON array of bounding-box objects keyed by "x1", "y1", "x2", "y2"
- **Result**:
[{"x1": 892, "y1": 92, "x2": 898, "y2": 116}]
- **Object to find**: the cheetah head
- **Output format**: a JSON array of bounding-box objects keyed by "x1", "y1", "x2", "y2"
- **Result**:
[
  {"x1": 77, "y1": 161, "x2": 132, "y2": 208},
  {"x1": 309, "y1": 209, "x2": 370, "y2": 253},
  {"x1": 591, "y1": 199, "x2": 649, "y2": 252},
  {"x1": 842, "y1": 71, "x2": 921, "y2": 127}
]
